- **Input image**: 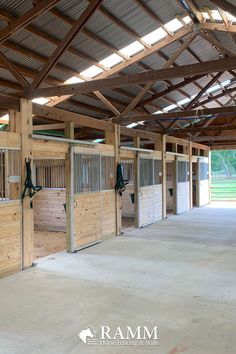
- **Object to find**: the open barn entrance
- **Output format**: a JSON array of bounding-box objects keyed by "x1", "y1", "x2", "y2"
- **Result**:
[
  {"x1": 211, "y1": 150, "x2": 236, "y2": 203},
  {"x1": 33, "y1": 159, "x2": 66, "y2": 260},
  {"x1": 121, "y1": 159, "x2": 135, "y2": 231}
]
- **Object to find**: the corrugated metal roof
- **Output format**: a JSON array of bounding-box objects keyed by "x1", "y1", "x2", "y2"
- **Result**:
[
  {"x1": 143, "y1": 0, "x2": 184, "y2": 24},
  {"x1": 86, "y1": 12, "x2": 133, "y2": 49},
  {"x1": 0, "y1": 0, "x2": 32, "y2": 17},
  {"x1": 32, "y1": 12, "x2": 71, "y2": 41},
  {"x1": 103, "y1": 0, "x2": 157, "y2": 37},
  {"x1": 0, "y1": 0, "x2": 235, "y2": 122},
  {"x1": 0, "y1": 46, "x2": 42, "y2": 71},
  {"x1": 55, "y1": 0, "x2": 89, "y2": 20}
]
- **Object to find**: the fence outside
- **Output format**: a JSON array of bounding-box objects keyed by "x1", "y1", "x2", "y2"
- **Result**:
[{"x1": 211, "y1": 176, "x2": 236, "y2": 201}]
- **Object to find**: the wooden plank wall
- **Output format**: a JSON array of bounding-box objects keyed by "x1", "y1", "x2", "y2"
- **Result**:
[
  {"x1": 32, "y1": 140, "x2": 68, "y2": 159},
  {"x1": 101, "y1": 190, "x2": 116, "y2": 238},
  {"x1": 177, "y1": 182, "x2": 190, "y2": 213},
  {"x1": 0, "y1": 201, "x2": 21, "y2": 278},
  {"x1": 74, "y1": 190, "x2": 116, "y2": 249},
  {"x1": 139, "y1": 186, "x2": 154, "y2": 227},
  {"x1": 153, "y1": 184, "x2": 162, "y2": 221},
  {"x1": 34, "y1": 189, "x2": 66, "y2": 232}
]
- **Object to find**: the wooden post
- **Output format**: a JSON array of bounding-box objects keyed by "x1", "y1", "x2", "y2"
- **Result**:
[
  {"x1": 208, "y1": 149, "x2": 211, "y2": 204},
  {"x1": 174, "y1": 155, "x2": 178, "y2": 215},
  {"x1": 9, "y1": 109, "x2": 21, "y2": 133},
  {"x1": 134, "y1": 136, "x2": 140, "y2": 228},
  {"x1": 64, "y1": 121, "x2": 74, "y2": 139},
  {"x1": 196, "y1": 158, "x2": 200, "y2": 207},
  {"x1": 64, "y1": 121, "x2": 75, "y2": 252},
  {"x1": 8, "y1": 110, "x2": 21, "y2": 201},
  {"x1": 114, "y1": 124, "x2": 121, "y2": 235},
  {"x1": 105, "y1": 128, "x2": 115, "y2": 145},
  {"x1": 20, "y1": 99, "x2": 34, "y2": 268},
  {"x1": 162, "y1": 135, "x2": 167, "y2": 219},
  {"x1": 189, "y1": 141, "x2": 193, "y2": 209},
  {"x1": 65, "y1": 146, "x2": 75, "y2": 252}
]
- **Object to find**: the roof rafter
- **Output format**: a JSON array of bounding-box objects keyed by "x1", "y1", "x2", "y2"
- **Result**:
[
  {"x1": 0, "y1": 51, "x2": 30, "y2": 87},
  {"x1": 111, "y1": 106, "x2": 236, "y2": 125},
  {"x1": 192, "y1": 85, "x2": 236, "y2": 109},
  {"x1": 0, "y1": 0, "x2": 60, "y2": 44},
  {"x1": 200, "y1": 22, "x2": 236, "y2": 33},
  {"x1": 176, "y1": 0, "x2": 203, "y2": 23},
  {"x1": 22, "y1": 56, "x2": 236, "y2": 98},
  {"x1": 120, "y1": 33, "x2": 196, "y2": 115},
  {"x1": 42, "y1": 26, "x2": 193, "y2": 106},
  {"x1": 209, "y1": 0, "x2": 236, "y2": 18},
  {"x1": 184, "y1": 72, "x2": 222, "y2": 109},
  {"x1": 139, "y1": 74, "x2": 205, "y2": 106},
  {"x1": 32, "y1": 0, "x2": 103, "y2": 88}
]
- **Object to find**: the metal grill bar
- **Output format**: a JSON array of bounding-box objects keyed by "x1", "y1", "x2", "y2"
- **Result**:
[{"x1": 34, "y1": 160, "x2": 65, "y2": 188}]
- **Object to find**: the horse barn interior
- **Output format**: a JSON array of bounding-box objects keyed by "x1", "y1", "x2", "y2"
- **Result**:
[{"x1": 0, "y1": 0, "x2": 236, "y2": 353}]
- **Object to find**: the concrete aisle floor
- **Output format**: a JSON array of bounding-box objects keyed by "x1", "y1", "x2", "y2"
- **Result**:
[{"x1": 0, "y1": 203, "x2": 236, "y2": 354}]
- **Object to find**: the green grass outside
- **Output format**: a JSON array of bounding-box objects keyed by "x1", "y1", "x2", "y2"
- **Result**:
[{"x1": 211, "y1": 177, "x2": 236, "y2": 201}]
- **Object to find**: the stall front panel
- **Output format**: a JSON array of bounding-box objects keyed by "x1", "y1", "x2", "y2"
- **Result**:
[
  {"x1": 33, "y1": 159, "x2": 66, "y2": 232},
  {"x1": 198, "y1": 157, "x2": 210, "y2": 207},
  {"x1": 72, "y1": 146, "x2": 116, "y2": 250},
  {"x1": 138, "y1": 154, "x2": 162, "y2": 227},
  {"x1": 0, "y1": 146, "x2": 22, "y2": 278},
  {"x1": 177, "y1": 157, "x2": 190, "y2": 214}
]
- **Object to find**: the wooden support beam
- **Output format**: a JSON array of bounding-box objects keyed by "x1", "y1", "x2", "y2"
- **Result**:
[
  {"x1": 114, "y1": 125, "x2": 122, "y2": 235},
  {"x1": 193, "y1": 134, "x2": 236, "y2": 141},
  {"x1": 121, "y1": 33, "x2": 196, "y2": 115},
  {"x1": 209, "y1": 0, "x2": 236, "y2": 18},
  {"x1": 0, "y1": 93, "x2": 20, "y2": 111},
  {"x1": 112, "y1": 106, "x2": 236, "y2": 125},
  {"x1": 189, "y1": 141, "x2": 193, "y2": 209},
  {"x1": 193, "y1": 85, "x2": 236, "y2": 108},
  {"x1": 65, "y1": 146, "x2": 75, "y2": 252},
  {"x1": 162, "y1": 135, "x2": 167, "y2": 219},
  {"x1": 93, "y1": 91, "x2": 120, "y2": 116},
  {"x1": 23, "y1": 56, "x2": 236, "y2": 98},
  {"x1": 9, "y1": 110, "x2": 20, "y2": 133},
  {"x1": 64, "y1": 122, "x2": 74, "y2": 140},
  {"x1": 33, "y1": 123, "x2": 66, "y2": 131},
  {"x1": 184, "y1": 72, "x2": 222, "y2": 109},
  {"x1": 199, "y1": 31, "x2": 235, "y2": 57},
  {"x1": 20, "y1": 99, "x2": 34, "y2": 268},
  {"x1": 169, "y1": 123, "x2": 236, "y2": 135},
  {"x1": 32, "y1": 103, "x2": 114, "y2": 132},
  {"x1": 134, "y1": 136, "x2": 140, "y2": 228},
  {"x1": 25, "y1": 26, "x2": 193, "y2": 104},
  {"x1": 200, "y1": 22, "x2": 236, "y2": 33},
  {"x1": 32, "y1": 103, "x2": 161, "y2": 142},
  {"x1": 0, "y1": 0, "x2": 59, "y2": 44},
  {"x1": 139, "y1": 74, "x2": 205, "y2": 106},
  {"x1": 177, "y1": 0, "x2": 203, "y2": 23},
  {"x1": 32, "y1": 0, "x2": 103, "y2": 88},
  {"x1": 0, "y1": 51, "x2": 29, "y2": 87}
]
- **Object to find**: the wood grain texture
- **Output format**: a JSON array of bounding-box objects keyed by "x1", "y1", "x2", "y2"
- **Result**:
[{"x1": 0, "y1": 201, "x2": 21, "y2": 278}]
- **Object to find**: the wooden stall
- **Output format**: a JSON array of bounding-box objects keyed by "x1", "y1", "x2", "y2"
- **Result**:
[{"x1": 32, "y1": 138, "x2": 68, "y2": 259}]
